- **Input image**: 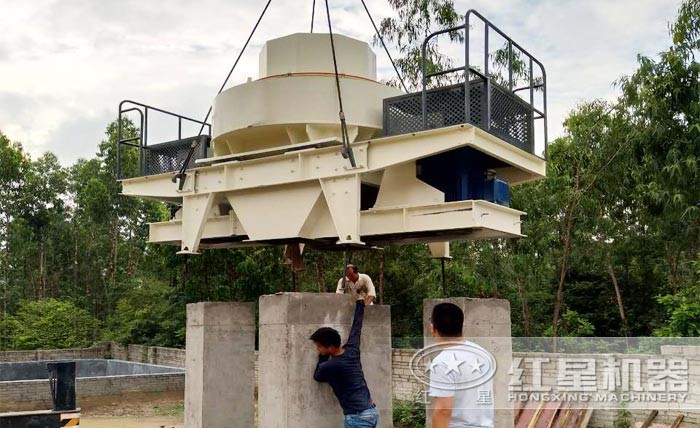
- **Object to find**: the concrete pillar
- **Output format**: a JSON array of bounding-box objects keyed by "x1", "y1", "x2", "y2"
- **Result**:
[
  {"x1": 259, "y1": 292, "x2": 392, "y2": 428},
  {"x1": 423, "y1": 298, "x2": 514, "y2": 428},
  {"x1": 185, "y1": 302, "x2": 255, "y2": 428}
]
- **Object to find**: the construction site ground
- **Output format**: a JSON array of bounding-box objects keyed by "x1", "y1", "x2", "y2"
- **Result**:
[{"x1": 78, "y1": 391, "x2": 184, "y2": 428}]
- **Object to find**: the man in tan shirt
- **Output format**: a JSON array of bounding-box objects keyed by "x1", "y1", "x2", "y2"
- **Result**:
[{"x1": 336, "y1": 264, "x2": 376, "y2": 305}]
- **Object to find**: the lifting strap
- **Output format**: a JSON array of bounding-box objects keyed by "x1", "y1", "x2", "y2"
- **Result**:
[
  {"x1": 311, "y1": 0, "x2": 316, "y2": 33},
  {"x1": 175, "y1": 0, "x2": 408, "y2": 188},
  {"x1": 324, "y1": 0, "x2": 357, "y2": 168},
  {"x1": 173, "y1": 0, "x2": 273, "y2": 190},
  {"x1": 359, "y1": 0, "x2": 409, "y2": 92}
]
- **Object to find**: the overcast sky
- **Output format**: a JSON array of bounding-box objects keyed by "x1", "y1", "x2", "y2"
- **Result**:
[{"x1": 0, "y1": 0, "x2": 682, "y2": 165}]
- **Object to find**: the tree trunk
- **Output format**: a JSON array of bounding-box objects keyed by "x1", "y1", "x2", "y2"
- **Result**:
[
  {"x1": 204, "y1": 255, "x2": 210, "y2": 300},
  {"x1": 106, "y1": 218, "x2": 119, "y2": 282},
  {"x1": 664, "y1": 246, "x2": 680, "y2": 294},
  {"x1": 2, "y1": 250, "x2": 8, "y2": 316},
  {"x1": 85, "y1": 229, "x2": 93, "y2": 298},
  {"x1": 552, "y1": 209, "x2": 574, "y2": 337},
  {"x1": 113, "y1": 222, "x2": 119, "y2": 281},
  {"x1": 38, "y1": 241, "x2": 45, "y2": 299},
  {"x1": 226, "y1": 259, "x2": 234, "y2": 300},
  {"x1": 607, "y1": 251, "x2": 629, "y2": 335},
  {"x1": 125, "y1": 230, "x2": 136, "y2": 277},
  {"x1": 553, "y1": 175, "x2": 581, "y2": 339},
  {"x1": 50, "y1": 272, "x2": 57, "y2": 298},
  {"x1": 181, "y1": 257, "x2": 189, "y2": 294},
  {"x1": 85, "y1": 227, "x2": 97, "y2": 315},
  {"x1": 73, "y1": 221, "x2": 79, "y2": 293},
  {"x1": 516, "y1": 277, "x2": 532, "y2": 337},
  {"x1": 316, "y1": 260, "x2": 326, "y2": 293}
]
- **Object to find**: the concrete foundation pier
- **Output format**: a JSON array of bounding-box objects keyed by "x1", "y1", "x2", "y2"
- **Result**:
[
  {"x1": 259, "y1": 292, "x2": 392, "y2": 428},
  {"x1": 423, "y1": 298, "x2": 514, "y2": 428},
  {"x1": 185, "y1": 302, "x2": 255, "y2": 428}
]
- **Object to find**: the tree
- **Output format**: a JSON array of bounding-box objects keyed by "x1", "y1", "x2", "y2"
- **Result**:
[
  {"x1": 0, "y1": 132, "x2": 26, "y2": 239},
  {"x1": 0, "y1": 133, "x2": 28, "y2": 316},
  {"x1": 104, "y1": 277, "x2": 185, "y2": 347},
  {"x1": 377, "y1": 0, "x2": 462, "y2": 89},
  {"x1": 619, "y1": 0, "x2": 700, "y2": 291},
  {"x1": 68, "y1": 119, "x2": 168, "y2": 318},
  {"x1": 0, "y1": 299, "x2": 100, "y2": 350},
  {"x1": 377, "y1": 1, "x2": 538, "y2": 91},
  {"x1": 655, "y1": 256, "x2": 700, "y2": 336}
]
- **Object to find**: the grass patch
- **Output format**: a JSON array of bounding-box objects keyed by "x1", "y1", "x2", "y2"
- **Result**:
[
  {"x1": 393, "y1": 400, "x2": 425, "y2": 428},
  {"x1": 154, "y1": 402, "x2": 184, "y2": 417}
]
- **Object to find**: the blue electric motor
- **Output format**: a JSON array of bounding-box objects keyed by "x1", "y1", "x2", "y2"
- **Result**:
[{"x1": 416, "y1": 147, "x2": 511, "y2": 207}]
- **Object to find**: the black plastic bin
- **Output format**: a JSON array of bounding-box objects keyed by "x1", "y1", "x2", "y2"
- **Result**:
[{"x1": 46, "y1": 361, "x2": 76, "y2": 411}]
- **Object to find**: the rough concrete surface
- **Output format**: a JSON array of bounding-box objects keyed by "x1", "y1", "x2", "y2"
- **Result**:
[
  {"x1": 185, "y1": 302, "x2": 255, "y2": 428},
  {"x1": 259, "y1": 293, "x2": 392, "y2": 428}
]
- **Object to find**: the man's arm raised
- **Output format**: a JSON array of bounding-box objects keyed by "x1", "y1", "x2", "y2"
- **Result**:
[{"x1": 344, "y1": 300, "x2": 365, "y2": 350}]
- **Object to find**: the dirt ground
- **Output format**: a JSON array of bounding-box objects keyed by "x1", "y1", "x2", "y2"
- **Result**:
[
  {"x1": 78, "y1": 391, "x2": 184, "y2": 428},
  {"x1": 80, "y1": 416, "x2": 183, "y2": 428}
]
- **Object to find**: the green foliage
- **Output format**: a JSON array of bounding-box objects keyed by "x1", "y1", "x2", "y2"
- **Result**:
[
  {"x1": 104, "y1": 278, "x2": 185, "y2": 347},
  {"x1": 0, "y1": 132, "x2": 27, "y2": 234},
  {"x1": 377, "y1": 1, "x2": 540, "y2": 91},
  {"x1": 656, "y1": 294, "x2": 700, "y2": 336},
  {"x1": 15, "y1": 153, "x2": 68, "y2": 230},
  {"x1": 614, "y1": 406, "x2": 632, "y2": 428},
  {"x1": 544, "y1": 310, "x2": 595, "y2": 337},
  {"x1": 619, "y1": 0, "x2": 700, "y2": 225},
  {"x1": 655, "y1": 261, "x2": 700, "y2": 336},
  {"x1": 377, "y1": 0, "x2": 462, "y2": 89},
  {"x1": 0, "y1": 299, "x2": 99, "y2": 350},
  {"x1": 393, "y1": 400, "x2": 425, "y2": 428}
]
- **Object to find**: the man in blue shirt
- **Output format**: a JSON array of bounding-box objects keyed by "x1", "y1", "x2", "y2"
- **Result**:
[{"x1": 310, "y1": 299, "x2": 379, "y2": 428}]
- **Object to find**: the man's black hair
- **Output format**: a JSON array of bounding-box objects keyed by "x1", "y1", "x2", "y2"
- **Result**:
[
  {"x1": 346, "y1": 264, "x2": 358, "y2": 273},
  {"x1": 431, "y1": 303, "x2": 464, "y2": 337},
  {"x1": 309, "y1": 327, "x2": 341, "y2": 348}
]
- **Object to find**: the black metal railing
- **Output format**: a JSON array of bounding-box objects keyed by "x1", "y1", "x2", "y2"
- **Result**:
[
  {"x1": 117, "y1": 100, "x2": 212, "y2": 179},
  {"x1": 383, "y1": 9, "x2": 547, "y2": 158}
]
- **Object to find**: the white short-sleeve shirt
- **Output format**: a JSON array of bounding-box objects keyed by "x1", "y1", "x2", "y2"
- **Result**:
[
  {"x1": 428, "y1": 341, "x2": 495, "y2": 428},
  {"x1": 336, "y1": 273, "x2": 376, "y2": 302}
]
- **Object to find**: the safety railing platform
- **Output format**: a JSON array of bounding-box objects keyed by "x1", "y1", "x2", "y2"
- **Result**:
[
  {"x1": 383, "y1": 9, "x2": 547, "y2": 158},
  {"x1": 117, "y1": 100, "x2": 211, "y2": 179}
]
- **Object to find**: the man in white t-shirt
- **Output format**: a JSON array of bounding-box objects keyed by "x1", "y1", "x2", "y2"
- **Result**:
[
  {"x1": 428, "y1": 303, "x2": 494, "y2": 428},
  {"x1": 336, "y1": 264, "x2": 376, "y2": 305}
]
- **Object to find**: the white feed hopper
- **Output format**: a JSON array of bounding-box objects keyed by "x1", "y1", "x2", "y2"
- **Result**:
[{"x1": 211, "y1": 33, "x2": 402, "y2": 156}]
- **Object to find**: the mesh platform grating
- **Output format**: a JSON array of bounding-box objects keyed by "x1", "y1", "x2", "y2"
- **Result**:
[
  {"x1": 383, "y1": 80, "x2": 534, "y2": 154},
  {"x1": 489, "y1": 85, "x2": 533, "y2": 153},
  {"x1": 144, "y1": 136, "x2": 210, "y2": 176}
]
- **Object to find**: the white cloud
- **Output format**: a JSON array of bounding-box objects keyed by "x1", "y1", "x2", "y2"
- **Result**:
[{"x1": 0, "y1": 0, "x2": 683, "y2": 165}]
